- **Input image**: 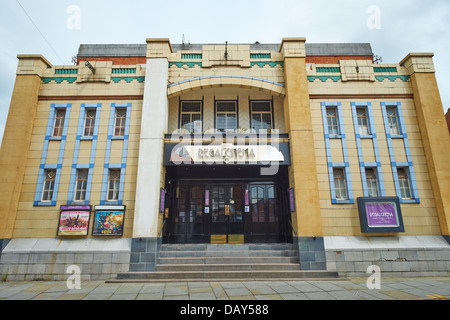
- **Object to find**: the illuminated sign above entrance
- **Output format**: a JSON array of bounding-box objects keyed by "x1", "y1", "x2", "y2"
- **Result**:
[{"x1": 165, "y1": 142, "x2": 291, "y2": 166}]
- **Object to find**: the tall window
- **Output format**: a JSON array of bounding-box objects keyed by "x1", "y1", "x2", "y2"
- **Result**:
[
  {"x1": 397, "y1": 168, "x2": 412, "y2": 199},
  {"x1": 74, "y1": 169, "x2": 89, "y2": 202},
  {"x1": 180, "y1": 101, "x2": 202, "y2": 133},
  {"x1": 114, "y1": 108, "x2": 127, "y2": 137},
  {"x1": 42, "y1": 169, "x2": 56, "y2": 202},
  {"x1": 83, "y1": 109, "x2": 96, "y2": 137},
  {"x1": 53, "y1": 109, "x2": 66, "y2": 137},
  {"x1": 251, "y1": 101, "x2": 272, "y2": 133},
  {"x1": 386, "y1": 107, "x2": 400, "y2": 135},
  {"x1": 216, "y1": 101, "x2": 237, "y2": 132},
  {"x1": 357, "y1": 107, "x2": 370, "y2": 135},
  {"x1": 333, "y1": 168, "x2": 348, "y2": 200},
  {"x1": 108, "y1": 169, "x2": 121, "y2": 201},
  {"x1": 365, "y1": 168, "x2": 379, "y2": 197},
  {"x1": 326, "y1": 107, "x2": 340, "y2": 135}
]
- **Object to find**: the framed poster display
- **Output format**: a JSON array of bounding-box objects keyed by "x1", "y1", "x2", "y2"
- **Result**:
[
  {"x1": 357, "y1": 197, "x2": 405, "y2": 233},
  {"x1": 93, "y1": 205, "x2": 126, "y2": 236},
  {"x1": 288, "y1": 188, "x2": 296, "y2": 212},
  {"x1": 58, "y1": 205, "x2": 91, "y2": 237},
  {"x1": 160, "y1": 189, "x2": 166, "y2": 213}
]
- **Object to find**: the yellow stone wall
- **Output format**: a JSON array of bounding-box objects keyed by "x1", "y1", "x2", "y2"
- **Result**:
[
  {"x1": 311, "y1": 98, "x2": 440, "y2": 236},
  {"x1": 14, "y1": 99, "x2": 142, "y2": 238},
  {"x1": 10, "y1": 59, "x2": 146, "y2": 239}
]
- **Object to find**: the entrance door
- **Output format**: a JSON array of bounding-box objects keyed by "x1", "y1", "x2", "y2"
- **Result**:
[
  {"x1": 249, "y1": 184, "x2": 283, "y2": 243},
  {"x1": 170, "y1": 184, "x2": 205, "y2": 243},
  {"x1": 210, "y1": 184, "x2": 244, "y2": 243}
]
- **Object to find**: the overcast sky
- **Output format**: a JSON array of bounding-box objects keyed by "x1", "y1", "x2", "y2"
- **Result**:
[{"x1": 0, "y1": 0, "x2": 449, "y2": 144}]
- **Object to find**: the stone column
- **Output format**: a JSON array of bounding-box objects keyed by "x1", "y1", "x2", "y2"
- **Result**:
[
  {"x1": 0, "y1": 55, "x2": 50, "y2": 241},
  {"x1": 400, "y1": 53, "x2": 450, "y2": 243},
  {"x1": 280, "y1": 38, "x2": 326, "y2": 270},
  {"x1": 131, "y1": 39, "x2": 172, "y2": 271}
]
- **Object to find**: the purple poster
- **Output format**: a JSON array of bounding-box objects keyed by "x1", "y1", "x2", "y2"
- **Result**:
[
  {"x1": 205, "y1": 190, "x2": 210, "y2": 206},
  {"x1": 160, "y1": 189, "x2": 165, "y2": 213},
  {"x1": 289, "y1": 188, "x2": 295, "y2": 212},
  {"x1": 365, "y1": 202, "x2": 399, "y2": 228}
]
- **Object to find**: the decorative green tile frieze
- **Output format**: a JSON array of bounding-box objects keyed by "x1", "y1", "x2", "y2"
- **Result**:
[
  {"x1": 375, "y1": 75, "x2": 410, "y2": 82},
  {"x1": 111, "y1": 76, "x2": 145, "y2": 83},
  {"x1": 55, "y1": 69, "x2": 78, "y2": 75},
  {"x1": 250, "y1": 61, "x2": 284, "y2": 68},
  {"x1": 316, "y1": 67, "x2": 340, "y2": 73},
  {"x1": 169, "y1": 62, "x2": 203, "y2": 68},
  {"x1": 250, "y1": 53, "x2": 271, "y2": 59},
  {"x1": 373, "y1": 67, "x2": 397, "y2": 73},
  {"x1": 112, "y1": 68, "x2": 137, "y2": 74},
  {"x1": 182, "y1": 54, "x2": 202, "y2": 60},
  {"x1": 42, "y1": 77, "x2": 77, "y2": 84},
  {"x1": 307, "y1": 76, "x2": 341, "y2": 82}
]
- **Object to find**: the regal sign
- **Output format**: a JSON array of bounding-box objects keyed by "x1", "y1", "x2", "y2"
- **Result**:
[{"x1": 165, "y1": 142, "x2": 290, "y2": 166}]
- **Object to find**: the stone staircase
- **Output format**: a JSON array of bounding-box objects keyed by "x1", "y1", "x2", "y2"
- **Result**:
[{"x1": 110, "y1": 243, "x2": 339, "y2": 282}]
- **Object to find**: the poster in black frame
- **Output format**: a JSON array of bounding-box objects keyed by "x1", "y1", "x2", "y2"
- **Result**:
[
  {"x1": 92, "y1": 205, "x2": 126, "y2": 236},
  {"x1": 357, "y1": 197, "x2": 405, "y2": 233}
]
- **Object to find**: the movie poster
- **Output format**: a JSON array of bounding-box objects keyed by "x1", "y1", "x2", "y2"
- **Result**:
[
  {"x1": 58, "y1": 207, "x2": 91, "y2": 236},
  {"x1": 92, "y1": 209, "x2": 125, "y2": 236}
]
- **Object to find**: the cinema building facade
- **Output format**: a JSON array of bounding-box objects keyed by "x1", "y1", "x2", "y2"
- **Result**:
[{"x1": 1, "y1": 37, "x2": 450, "y2": 280}]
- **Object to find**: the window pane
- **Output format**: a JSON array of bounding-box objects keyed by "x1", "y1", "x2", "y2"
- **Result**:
[
  {"x1": 387, "y1": 107, "x2": 400, "y2": 135},
  {"x1": 180, "y1": 102, "x2": 202, "y2": 133},
  {"x1": 216, "y1": 101, "x2": 237, "y2": 132},
  {"x1": 357, "y1": 108, "x2": 370, "y2": 135},
  {"x1": 181, "y1": 102, "x2": 201, "y2": 113},
  {"x1": 252, "y1": 102, "x2": 271, "y2": 113},
  {"x1": 42, "y1": 170, "x2": 56, "y2": 201},
  {"x1": 108, "y1": 169, "x2": 121, "y2": 201},
  {"x1": 217, "y1": 102, "x2": 236, "y2": 113},
  {"x1": 251, "y1": 101, "x2": 272, "y2": 132},
  {"x1": 326, "y1": 108, "x2": 339, "y2": 135},
  {"x1": 114, "y1": 108, "x2": 127, "y2": 136},
  {"x1": 398, "y1": 168, "x2": 412, "y2": 199},
  {"x1": 365, "y1": 168, "x2": 379, "y2": 197},
  {"x1": 75, "y1": 169, "x2": 89, "y2": 201},
  {"x1": 84, "y1": 110, "x2": 96, "y2": 137},
  {"x1": 53, "y1": 110, "x2": 66, "y2": 137},
  {"x1": 333, "y1": 168, "x2": 348, "y2": 200}
]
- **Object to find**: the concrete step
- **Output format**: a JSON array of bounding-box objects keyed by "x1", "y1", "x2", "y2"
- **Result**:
[
  {"x1": 161, "y1": 243, "x2": 295, "y2": 251},
  {"x1": 158, "y1": 250, "x2": 298, "y2": 258},
  {"x1": 112, "y1": 270, "x2": 340, "y2": 282},
  {"x1": 157, "y1": 256, "x2": 299, "y2": 265},
  {"x1": 155, "y1": 263, "x2": 301, "y2": 272}
]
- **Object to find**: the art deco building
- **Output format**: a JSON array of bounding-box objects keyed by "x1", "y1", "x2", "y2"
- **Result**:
[{"x1": 0, "y1": 38, "x2": 449, "y2": 280}]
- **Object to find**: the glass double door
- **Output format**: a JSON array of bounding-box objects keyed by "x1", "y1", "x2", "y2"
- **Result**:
[
  {"x1": 210, "y1": 185, "x2": 244, "y2": 244},
  {"x1": 247, "y1": 184, "x2": 283, "y2": 243},
  {"x1": 168, "y1": 181, "x2": 287, "y2": 244}
]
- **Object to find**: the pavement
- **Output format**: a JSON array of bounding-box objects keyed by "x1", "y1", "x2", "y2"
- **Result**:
[{"x1": 1, "y1": 276, "x2": 450, "y2": 301}]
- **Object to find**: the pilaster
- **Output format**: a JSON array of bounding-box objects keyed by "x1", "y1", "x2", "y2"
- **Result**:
[
  {"x1": 400, "y1": 53, "x2": 450, "y2": 236},
  {"x1": 281, "y1": 38, "x2": 323, "y2": 238},
  {"x1": 0, "y1": 55, "x2": 49, "y2": 239},
  {"x1": 133, "y1": 40, "x2": 171, "y2": 240}
]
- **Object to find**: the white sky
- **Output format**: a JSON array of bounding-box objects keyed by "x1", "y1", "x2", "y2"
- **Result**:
[{"x1": 0, "y1": 0, "x2": 449, "y2": 144}]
